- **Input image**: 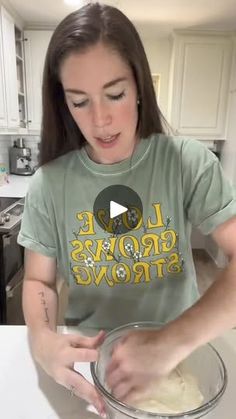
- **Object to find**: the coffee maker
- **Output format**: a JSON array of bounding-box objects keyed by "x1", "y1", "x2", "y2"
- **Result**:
[{"x1": 9, "y1": 138, "x2": 33, "y2": 176}]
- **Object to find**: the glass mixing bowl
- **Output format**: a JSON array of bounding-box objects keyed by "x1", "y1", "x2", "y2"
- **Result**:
[{"x1": 91, "y1": 322, "x2": 227, "y2": 419}]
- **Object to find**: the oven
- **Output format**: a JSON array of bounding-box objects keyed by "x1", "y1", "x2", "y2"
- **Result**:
[{"x1": 0, "y1": 197, "x2": 25, "y2": 324}]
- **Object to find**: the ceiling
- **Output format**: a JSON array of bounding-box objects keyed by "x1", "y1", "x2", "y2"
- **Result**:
[{"x1": 6, "y1": 0, "x2": 236, "y2": 37}]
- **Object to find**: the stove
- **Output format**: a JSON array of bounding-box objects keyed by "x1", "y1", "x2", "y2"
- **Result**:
[
  {"x1": 0, "y1": 197, "x2": 19, "y2": 211},
  {"x1": 0, "y1": 197, "x2": 25, "y2": 233},
  {"x1": 0, "y1": 196, "x2": 25, "y2": 324}
]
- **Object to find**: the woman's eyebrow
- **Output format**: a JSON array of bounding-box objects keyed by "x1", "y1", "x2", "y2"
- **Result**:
[
  {"x1": 103, "y1": 77, "x2": 127, "y2": 89},
  {"x1": 64, "y1": 77, "x2": 127, "y2": 95}
]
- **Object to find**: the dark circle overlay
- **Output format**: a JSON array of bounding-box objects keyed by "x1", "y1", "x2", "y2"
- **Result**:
[{"x1": 93, "y1": 185, "x2": 143, "y2": 235}]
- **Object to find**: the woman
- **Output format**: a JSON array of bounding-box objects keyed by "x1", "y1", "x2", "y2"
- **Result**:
[{"x1": 18, "y1": 2, "x2": 236, "y2": 415}]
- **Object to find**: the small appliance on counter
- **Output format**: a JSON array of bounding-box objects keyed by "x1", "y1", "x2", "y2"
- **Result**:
[{"x1": 9, "y1": 138, "x2": 34, "y2": 176}]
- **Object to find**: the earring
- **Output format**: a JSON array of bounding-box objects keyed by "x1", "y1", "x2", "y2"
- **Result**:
[{"x1": 137, "y1": 98, "x2": 140, "y2": 105}]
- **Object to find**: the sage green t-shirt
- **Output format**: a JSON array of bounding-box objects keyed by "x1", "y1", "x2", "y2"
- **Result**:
[{"x1": 18, "y1": 134, "x2": 236, "y2": 330}]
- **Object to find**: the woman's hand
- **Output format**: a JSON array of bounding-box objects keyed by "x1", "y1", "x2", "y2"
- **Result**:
[
  {"x1": 31, "y1": 329, "x2": 106, "y2": 415},
  {"x1": 106, "y1": 328, "x2": 186, "y2": 403}
]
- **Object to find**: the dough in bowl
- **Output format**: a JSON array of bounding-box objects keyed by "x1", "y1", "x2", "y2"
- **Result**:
[{"x1": 131, "y1": 368, "x2": 204, "y2": 414}]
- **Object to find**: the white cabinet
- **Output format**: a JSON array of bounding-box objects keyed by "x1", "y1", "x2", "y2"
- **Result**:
[
  {"x1": 0, "y1": 6, "x2": 19, "y2": 130},
  {"x1": 24, "y1": 30, "x2": 53, "y2": 132},
  {"x1": 15, "y1": 27, "x2": 28, "y2": 130},
  {"x1": 0, "y1": 16, "x2": 7, "y2": 128},
  {"x1": 168, "y1": 33, "x2": 233, "y2": 139}
]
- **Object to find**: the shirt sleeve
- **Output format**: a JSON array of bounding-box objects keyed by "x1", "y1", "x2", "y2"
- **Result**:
[
  {"x1": 17, "y1": 168, "x2": 57, "y2": 258},
  {"x1": 181, "y1": 139, "x2": 236, "y2": 235}
]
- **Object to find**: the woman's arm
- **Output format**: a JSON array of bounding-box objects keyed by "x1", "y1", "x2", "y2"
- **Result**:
[
  {"x1": 107, "y1": 216, "x2": 236, "y2": 401},
  {"x1": 23, "y1": 249, "x2": 106, "y2": 415},
  {"x1": 23, "y1": 248, "x2": 58, "y2": 333},
  {"x1": 166, "y1": 215, "x2": 236, "y2": 351}
]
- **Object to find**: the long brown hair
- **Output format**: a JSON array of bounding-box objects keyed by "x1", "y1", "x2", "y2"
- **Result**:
[{"x1": 40, "y1": 2, "x2": 165, "y2": 166}]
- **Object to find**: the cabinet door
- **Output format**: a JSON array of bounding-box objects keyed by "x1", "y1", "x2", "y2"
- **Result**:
[
  {"x1": 24, "y1": 30, "x2": 53, "y2": 132},
  {"x1": 0, "y1": 16, "x2": 7, "y2": 128},
  {"x1": 1, "y1": 7, "x2": 19, "y2": 129},
  {"x1": 169, "y1": 35, "x2": 233, "y2": 139}
]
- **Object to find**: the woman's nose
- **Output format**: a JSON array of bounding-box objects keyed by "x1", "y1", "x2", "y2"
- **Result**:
[{"x1": 91, "y1": 102, "x2": 112, "y2": 127}]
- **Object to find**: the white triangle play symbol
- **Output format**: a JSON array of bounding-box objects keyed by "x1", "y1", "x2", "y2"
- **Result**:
[{"x1": 110, "y1": 200, "x2": 128, "y2": 219}]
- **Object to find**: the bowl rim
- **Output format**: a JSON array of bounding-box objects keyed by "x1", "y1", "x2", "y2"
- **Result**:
[{"x1": 90, "y1": 321, "x2": 228, "y2": 418}]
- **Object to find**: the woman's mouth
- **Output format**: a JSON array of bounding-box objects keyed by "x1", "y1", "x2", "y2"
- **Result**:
[{"x1": 95, "y1": 133, "x2": 120, "y2": 147}]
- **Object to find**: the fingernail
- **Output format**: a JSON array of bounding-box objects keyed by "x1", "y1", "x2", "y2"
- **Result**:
[{"x1": 98, "y1": 404, "x2": 107, "y2": 418}]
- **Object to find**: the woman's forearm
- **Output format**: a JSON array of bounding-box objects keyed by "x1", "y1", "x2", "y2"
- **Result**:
[
  {"x1": 166, "y1": 257, "x2": 236, "y2": 356},
  {"x1": 22, "y1": 278, "x2": 58, "y2": 334}
]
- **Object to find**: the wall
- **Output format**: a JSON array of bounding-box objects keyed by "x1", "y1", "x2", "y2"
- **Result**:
[
  {"x1": 0, "y1": 135, "x2": 10, "y2": 171},
  {"x1": 142, "y1": 37, "x2": 172, "y2": 118}
]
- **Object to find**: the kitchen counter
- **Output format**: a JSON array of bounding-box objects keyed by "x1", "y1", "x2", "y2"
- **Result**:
[
  {"x1": 0, "y1": 174, "x2": 33, "y2": 197},
  {"x1": 0, "y1": 326, "x2": 236, "y2": 419}
]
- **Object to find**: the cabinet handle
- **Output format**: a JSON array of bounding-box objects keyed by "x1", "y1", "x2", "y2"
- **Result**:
[
  {"x1": 27, "y1": 120, "x2": 32, "y2": 124},
  {"x1": 23, "y1": 38, "x2": 28, "y2": 42}
]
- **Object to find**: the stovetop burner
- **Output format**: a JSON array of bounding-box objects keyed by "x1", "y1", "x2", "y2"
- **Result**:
[{"x1": 0, "y1": 197, "x2": 20, "y2": 212}]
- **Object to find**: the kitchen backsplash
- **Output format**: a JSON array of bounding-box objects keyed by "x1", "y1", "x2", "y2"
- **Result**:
[
  {"x1": 0, "y1": 135, "x2": 9, "y2": 171},
  {"x1": 0, "y1": 135, "x2": 40, "y2": 172}
]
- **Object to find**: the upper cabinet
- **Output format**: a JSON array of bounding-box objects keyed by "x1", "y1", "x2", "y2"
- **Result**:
[
  {"x1": 24, "y1": 30, "x2": 53, "y2": 132},
  {"x1": 0, "y1": 12, "x2": 7, "y2": 128},
  {"x1": 15, "y1": 26, "x2": 28, "y2": 130},
  {"x1": 0, "y1": 6, "x2": 18, "y2": 131},
  {"x1": 0, "y1": 6, "x2": 28, "y2": 133},
  {"x1": 168, "y1": 33, "x2": 233, "y2": 139}
]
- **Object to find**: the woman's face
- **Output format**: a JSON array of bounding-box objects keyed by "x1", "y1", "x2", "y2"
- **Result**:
[{"x1": 60, "y1": 42, "x2": 139, "y2": 164}]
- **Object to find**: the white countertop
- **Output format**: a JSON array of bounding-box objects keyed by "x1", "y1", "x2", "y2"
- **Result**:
[
  {"x1": 0, "y1": 326, "x2": 98, "y2": 419},
  {"x1": 0, "y1": 326, "x2": 236, "y2": 419},
  {"x1": 0, "y1": 174, "x2": 32, "y2": 197}
]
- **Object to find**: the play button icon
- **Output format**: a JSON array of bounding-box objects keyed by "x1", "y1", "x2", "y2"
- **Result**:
[
  {"x1": 110, "y1": 201, "x2": 128, "y2": 218},
  {"x1": 93, "y1": 185, "x2": 143, "y2": 235}
]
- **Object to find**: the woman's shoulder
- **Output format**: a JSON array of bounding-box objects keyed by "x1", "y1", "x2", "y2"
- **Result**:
[
  {"x1": 152, "y1": 134, "x2": 217, "y2": 166},
  {"x1": 27, "y1": 150, "x2": 78, "y2": 196},
  {"x1": 151, "y1": 133, "x2": 187, "y2": 152},
  {"x1": 36, "y1": 150, "x2": 78, "y2": 178},
  {"x1": 44, "y1": 150, "x2": 78, "y2": 170},
  {"x1": 152, "y1": 133, "x2": 205, "y2": 150}
]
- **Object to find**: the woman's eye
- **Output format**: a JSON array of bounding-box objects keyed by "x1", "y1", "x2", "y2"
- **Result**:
[
  {"x1": 107, "y1": 91, "x2": 125, "y2": 101},
  {"x1": 73, "y1": 100, "x2": 88, "y2": 108}
]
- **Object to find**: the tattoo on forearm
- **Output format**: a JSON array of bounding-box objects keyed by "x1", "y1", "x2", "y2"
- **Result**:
[{"x1": 38, "y1": 291, "x2": 50, "y2": 324}]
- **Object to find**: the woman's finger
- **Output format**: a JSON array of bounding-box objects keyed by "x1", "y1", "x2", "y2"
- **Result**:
[
  {"x1": 112, "y1": 379, "x2": 134, "y2": 401},
  {"x1": 106, "y1": 365, "x2": 124, "y2": 389},
  {"x1": 122, "y1": 387, "x2": 143, "y2": 405},
  {"x1": 69, "y1": 330, "x2": 106, "y2": 349},
  {"x1": 65, "y1": 346, "x2": 99, "y2": 363},
  {"x1": 64, "y1": 369, "x2": 106, "y2": 416},
  {"x1": 106, "y1": 357, "x2": 120, "y2": 376}
]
